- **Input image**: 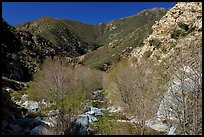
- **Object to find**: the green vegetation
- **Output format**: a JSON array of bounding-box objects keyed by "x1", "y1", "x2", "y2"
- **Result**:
[
  {"x1": 171, "y1": 22, "x2": 195, "y2": 40},
  {"x1": 2, "y1": 4, "x2": 202, "y2": 135},
  {"x1": 187, "y1": 26, "x2": 195, "y2": 34},
  {"x1": 82, "y1": 9, "x2": 167, "y2": 71},
  {"x1": 170, "y1": 29, "x2": 184, "y2": 39},
  {"x1": 2, "y1": 19, "x2": 58, "y2": 82},
  {"x1": 197, "y1": 16, "x2": 202, "y2": 20},
  {"x1": 169, "y1": 41, "x2": 177, "y2": 48},
  {"x1": 89, "y1": 111, "x2": 161, "y2": 135},
  {"x1": 143, "y1": 50, "x2": 152, "y2": 59},
  {"x1": 25, "y1": 57, "x2": 106, "y2": 133},
  {"x1": 15, "y1": 17, "x2": 104, "y2": 58},
  {"x1": 89, "y1": 112, "x2": 139, "y2": 135},
  {"x1": 149, "y1": 38, "x2": 161, "y2": 48},
  {"x1": 15, "y1": 8, "x2": 168, "y2": 71},
  {"x1": 178, "y1": 22, "x2": 189, "y2": 31}
]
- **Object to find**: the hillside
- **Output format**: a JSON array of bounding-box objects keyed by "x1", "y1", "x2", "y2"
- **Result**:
[
  {"x1": 130, "y1": 2, "x2": 202, "y2": 69},
  {"x1": 102, "y1": 2, "x2": 202, "y2": 135},
  {"x1": 78, "y1": 8, "x2": 168, "y2": 71},
  {"x1": 118, "y1": 2, "x2": 202, "y2": 135},
  {"x1": 15, "y1": 8, "x2": 168, "y2": 71},
  {"x1": 15, "y1": 16, "x2": 103, "y2": 57},
  {"x1": 2, "y1": 18, "x2": 57, "y2": 82}
]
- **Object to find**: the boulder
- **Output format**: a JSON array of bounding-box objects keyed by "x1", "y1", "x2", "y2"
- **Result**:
[
  {"x1": 8, "y1": 124, "x2": 30, "y2": 135},
  {"x1": 5, "y1": 87, "x2": 14, "y2": 93},
  {"x1": 168, "y1": 124, "x2": 180, "y2": 135},
  {"x1": 86, "y1": 107, "x2": 103, "y2": 116},
  {"x1": 69, "y1": 114, "x2": 89, "y2": 135},
  {"x1": 15, "y1": 117, "x2": 42, "y2": 129},
  {"x1": 41, "y1": 99, "x2": 47, "y2": 105},
  {"x1": 86, "y1": 114, "x2": 98, "y2": 123},
  {"x1": 75, "y1": 114, "x2": 89, "y2": 127},
  {"x1": 21, "y1": 94, "x2": 28, "y2": 102},
  {"x1": 22, "y1": 101, "x2": 38, "y2": 111},
  {"x1": 30, "y1": 125, "x2": 50, "y2": 135}
]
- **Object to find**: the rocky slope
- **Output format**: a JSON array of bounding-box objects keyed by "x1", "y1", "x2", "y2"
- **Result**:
[
  {"x1": 2, "y1": 18, "x2": 58, "y2": 82},
  {"x1": 130, "y1": 2, "x2": 202, "y2": 66},
  {"x1": 128, "y1": 2, "x2": 202, "y2": 135},
  {"x1": 15, "y1": 16, "x2": 103, "y2": 57}
]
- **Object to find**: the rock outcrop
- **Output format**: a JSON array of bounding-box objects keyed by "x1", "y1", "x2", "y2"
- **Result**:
[
  {"x1": 2, "y1": 19, "x2": 57, "y2": 82},
  {"x1": 129, "y1": 2, "x2": 202, "y2": 135},
  {"x1": 130, "y1": 2, "x2": 202, "y2": 65}
]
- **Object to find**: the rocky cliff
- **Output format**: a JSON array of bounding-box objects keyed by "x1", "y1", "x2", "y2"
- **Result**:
[
  {"x1": 129, "y1": 2, "x2": 202, "y2": 135},
  {"x1": 130, "y1": 2, "x2": 202, "y2": 67}
]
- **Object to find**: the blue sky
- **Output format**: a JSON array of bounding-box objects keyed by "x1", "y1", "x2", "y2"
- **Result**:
[{"x1": 2, "y1": 2, "x2": 175, "y2": 26}]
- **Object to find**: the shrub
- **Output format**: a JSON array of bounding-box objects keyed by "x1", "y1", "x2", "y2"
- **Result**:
[
  {"x1": 155, "y1": 55, "x2": 161, "y2": 60},
  {"x1": 170, "y1": 29, "x2": 183, "y2": 39},
  {"x1": 178, "y1": 22, "x2": 189, "y2": 31},
  {"x1": 169, "y1": 41, "x2": 177, "y2": 49},
  {"x1": 149, "y1": 38, "x2": 161, "y2": 48},
  {"x1": 161, "y1": 46, "x2": 168, "y2": 53},
  {"x1": 197, "y1": 16, "x2": 202, "y2": 20},
  {"x1": 89, "y1": 112, "x2": 141, "y2": 135},
  {"x1": 187, "y1": 26, "x2": 195, "y2": 34},
  {"x1": 143, "y1": 50, "x2": 152, "y2": 59}
]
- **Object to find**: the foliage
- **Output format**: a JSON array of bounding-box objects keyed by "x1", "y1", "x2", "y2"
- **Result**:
[
  {"x1": 169, "y1": 41, "x2": 177, "y2": 49},
  {"x1": 75, "y1": 8, "x2": 167, "y2": 71},
  {"x1": 2, "y1": 19, "x2": 56, "y2": 82},
  {"x1": 187, "y1": 26, "x2": 195, "y2": 34},
  {"x1": 178, "y1": 22, "x2": 189, "y2": 31},
  {"x1": 89, "y1": 112, "x2": 137, "y2": 135},
  {"x1": 170, "y1": 29, "x2": 184, "y2": 39},
  {"x1": 196, "y1": 16, "x2": 202, "y2": 20},
  {"x1": 15, "y1": 17, "x2": 104, "y2": 58},
  {"x1": 161, "y1": 46, "x2": 168, "y2": 53},
  {"x1": 149, "y1": 38, "x2": 161, "y2": 48},
  {"x1": 89, "y1": 112, "x2": 161, "y2": 135},
  {"x1": 171, "y1": 23, "x2": 195, "y2": 39},
  {"x1": 143, "y1": 50, "x2": 152, "y2": 59}
]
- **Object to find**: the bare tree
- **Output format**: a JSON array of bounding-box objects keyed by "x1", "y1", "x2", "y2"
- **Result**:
[
  {"x1": 107, "y1": 58, "x2": 168, "y2": 135},
  {"x1": 31, "y1": 57, "x2": 106, "y2": 134},
  {"x1": 160, "y1": 40, "x2": 202, "y2": 135}
]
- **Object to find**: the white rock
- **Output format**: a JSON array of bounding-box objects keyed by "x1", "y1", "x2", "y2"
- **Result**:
[
  {"x1": 107, "y1": 106, "x2": 123, "y2": 113},
  {"x1": 22, "y1": 101, "x2": 38, "y2": 111},
  {"x1": 5, "y1": 87, "x2": 13, "y2": 93}
]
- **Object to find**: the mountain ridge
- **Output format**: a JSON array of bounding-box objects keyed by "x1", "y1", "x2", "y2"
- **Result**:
[{"x1": 14, "y1": 7, "x2": 168, "y2": 71}]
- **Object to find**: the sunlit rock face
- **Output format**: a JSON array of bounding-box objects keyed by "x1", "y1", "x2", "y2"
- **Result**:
[
  {"x1": 157, "y1": 66, "x2": 201, "y2": 120},
  {"x1": 130, "y1": 2, "x2": 202, "y2": 63},
  {"x1": 129, "y1": 2, "x2": 202, "y2": 135}
]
